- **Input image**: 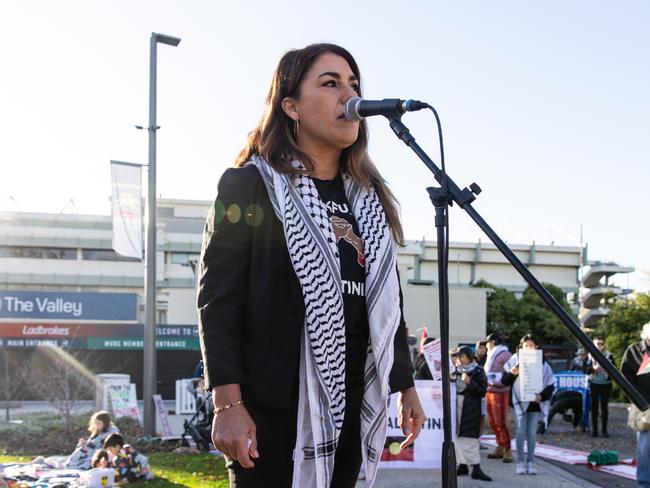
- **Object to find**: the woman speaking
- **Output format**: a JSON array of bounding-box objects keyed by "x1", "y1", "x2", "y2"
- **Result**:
[{"x1": 197, "y1": 43, "x2": 425, "y2": 488}]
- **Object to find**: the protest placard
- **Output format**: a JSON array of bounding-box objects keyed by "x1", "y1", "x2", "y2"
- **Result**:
[
  {"x1": 153, "y1": 394, "x2": 174, "y2": 436},
  {"x1": 380, "y1": 380, "x2": 456, "y2": 469},
  {"x1": 108, "y1": 383, "x2": 140, "y2": 422},
  {"x1": 519, "y1": 349, "x2": 543, "y2": 402},
  {"x1": 422, "y1": 339, "x2": 455, "y2": 381}
]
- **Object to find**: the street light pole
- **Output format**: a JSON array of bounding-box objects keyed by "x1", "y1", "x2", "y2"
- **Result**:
[{"x1": 143, "y1": 31, "x2": 180, "y2": 436}]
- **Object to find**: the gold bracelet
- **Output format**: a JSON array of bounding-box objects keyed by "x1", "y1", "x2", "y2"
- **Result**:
[{"x1": 215, "y1": 399, "x2": 244, "y2": 415}]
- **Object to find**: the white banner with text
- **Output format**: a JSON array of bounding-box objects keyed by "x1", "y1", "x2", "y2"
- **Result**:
[{"x1": 380, "y1": 380, "x2": 456, "y2": 469}]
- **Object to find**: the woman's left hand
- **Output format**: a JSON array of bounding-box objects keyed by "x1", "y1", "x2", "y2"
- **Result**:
[
  {"x1": 534, "y1": 394, "x2": 542, "y2": 403},
  {"x1": 397, "y1": 387, "x2": 426, "y2": 449}
]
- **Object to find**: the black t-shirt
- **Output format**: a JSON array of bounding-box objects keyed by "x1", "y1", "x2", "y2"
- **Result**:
[{"x1": 312, "y1": 175, "x2": 369, "y2": 388}]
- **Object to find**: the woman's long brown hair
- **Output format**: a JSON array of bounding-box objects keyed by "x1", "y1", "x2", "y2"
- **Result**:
[{"x1": 234, "y1": 43, "x2": 404, "y2": 246}]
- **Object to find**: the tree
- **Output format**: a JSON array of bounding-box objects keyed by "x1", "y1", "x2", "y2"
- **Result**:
[
  {"x1": 473, "y1": 279, "x2": 576, "y2": 346},
  {"x1": 30, "y1": 345, "x2": 98, "y2": 433},
  {"x1": 473, "y1": 279, "x2": 523, "y2": 346},
  {"x1": 0, "y1": 349, "x2": 31, "y2": 421},
  {"x1": 595, "y1": 292, "x2": 650, "y2": 369},
  {"x1": 518, "y1": 283, "x2": 575, "y2": 345}
]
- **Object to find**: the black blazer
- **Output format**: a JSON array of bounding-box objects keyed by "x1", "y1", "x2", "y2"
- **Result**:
[{"x1": 197, "y1": 165, "x2": 414, "y2": 410}]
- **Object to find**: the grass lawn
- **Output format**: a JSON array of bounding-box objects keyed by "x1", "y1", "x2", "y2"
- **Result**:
[{"x1": 0, "y1": 453, "x2": 229, "y2": 488}]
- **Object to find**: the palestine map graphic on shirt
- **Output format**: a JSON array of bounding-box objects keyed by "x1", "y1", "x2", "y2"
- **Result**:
[
  {"x1": 312, "y1": 176, "x2": 366, "y2": 300},
  {"x1": 313, "y1": 175, "x2": 369, "y2": 387}
]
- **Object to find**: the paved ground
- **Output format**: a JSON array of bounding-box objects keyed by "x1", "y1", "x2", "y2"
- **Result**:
[
  {"x1": 544, "y1": 459, "x2": 636, "y2": 488},
  {"x1": 358, "y1": 450, "x2": 602, "y2": 487}
]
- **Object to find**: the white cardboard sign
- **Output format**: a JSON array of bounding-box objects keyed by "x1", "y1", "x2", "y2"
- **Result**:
[{"x1": 380, "y1": 380, "x2": 456, "y2": 469}]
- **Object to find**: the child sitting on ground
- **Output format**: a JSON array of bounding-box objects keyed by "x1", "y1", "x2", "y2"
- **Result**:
[
  {"x1": 91, "y1": 449, "x2": 110, "y2": 469},
  {"x1": 103, "y1": 433, "x2": 154, "y2": 483}
]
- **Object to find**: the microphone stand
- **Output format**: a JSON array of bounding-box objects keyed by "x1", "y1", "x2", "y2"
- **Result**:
[
  {"x1": 427, "y1": 185, "x2": 457, "y2": 488},
  {"x1": 383, "y1": 115, "x2": 649, "y2": 485}
]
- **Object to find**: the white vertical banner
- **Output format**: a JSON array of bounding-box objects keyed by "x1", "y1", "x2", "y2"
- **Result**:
[{"x1": 110, "y1": 160, "x2": 143, "y2": 260}]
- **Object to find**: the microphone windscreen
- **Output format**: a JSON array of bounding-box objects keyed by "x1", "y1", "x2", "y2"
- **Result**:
[{"x1": 343, "y1": 97, "x2": 363, "y2": 122}]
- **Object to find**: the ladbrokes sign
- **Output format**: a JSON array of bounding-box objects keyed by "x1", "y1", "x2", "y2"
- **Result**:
[
  {"x1": 22, "y1": 325, "x2": 71, "y2": 336},
  {"x1": 0, "y1": 291, "x2": 137, "y2": 321}
]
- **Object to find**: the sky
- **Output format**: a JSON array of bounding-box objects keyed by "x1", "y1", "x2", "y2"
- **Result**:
[{"x1": 1, "y1": 1, "x2": 648, "y2": 291}]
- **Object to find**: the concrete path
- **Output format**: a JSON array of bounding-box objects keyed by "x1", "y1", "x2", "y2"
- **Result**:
[{"x1": 358, "y1": 450, "x2": 602, "y2": 487}]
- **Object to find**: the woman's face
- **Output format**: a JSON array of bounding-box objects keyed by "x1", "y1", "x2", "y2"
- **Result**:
[
  {"x1": 594, "y1": 338, "x2": 605, "y2": 351},
  {"x1": 95, "y1": 419, "x2": 105, "y2": 432},
  {"x1": 457, "y1": 354, "x2": 471, "y2": 366},
  {"x1": 288, "y1": 53, "x2": 360, "y2": 154},
  {"x1": 477, "y1": 345, "x2": 486, "y2": 356},
  {"x1": 522, "y1": 339, "x2": 537, "y2": 350}
]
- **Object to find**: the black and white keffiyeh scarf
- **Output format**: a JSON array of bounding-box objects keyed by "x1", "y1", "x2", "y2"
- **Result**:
[{"x1": 249, "y1": 155, "x2": 401, "y2": 487}]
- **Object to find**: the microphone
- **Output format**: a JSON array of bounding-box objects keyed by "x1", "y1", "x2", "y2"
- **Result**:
[{"x1": 343, "y1": 96, "x2": 428, "y2": 122}]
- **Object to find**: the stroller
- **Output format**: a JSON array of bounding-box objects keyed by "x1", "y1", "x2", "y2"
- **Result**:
[{"x1": 182, "y1": 377, "x2": 214, "y2": 451}]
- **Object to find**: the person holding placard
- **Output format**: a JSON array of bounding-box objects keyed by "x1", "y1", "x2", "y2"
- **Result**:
[
  {"x1": 414, "y1": 337, "x2": 435, "y2": 380},
  {"x1": 502, "y1": 334, "x2": 555, "y2": 476},
  {"x1": 450, "y1": 346, "x2": 492, "y2": 482}
]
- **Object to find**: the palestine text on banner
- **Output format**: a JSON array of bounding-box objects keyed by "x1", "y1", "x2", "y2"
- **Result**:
[{"x1": 380, "y1": 380, "x2": 456, "y2": 469}]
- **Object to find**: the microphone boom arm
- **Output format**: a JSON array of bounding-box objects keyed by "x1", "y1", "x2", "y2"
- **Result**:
[{"x1": 386, "y1": 115, "x2": 649, "y2": 412}]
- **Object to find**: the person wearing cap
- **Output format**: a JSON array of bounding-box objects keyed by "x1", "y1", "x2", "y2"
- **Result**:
[
  {"x1": 451, "y1": 346, "x2": 492, "y2": 481},
  {"x1": 484, "y1": 333, "x2": 514, "y2": 463},
  {"x1": 620, "y1": 321, "x2": 650, "y2": 488},
  {"x1": 570, "y1": 348, "x2": 590, "y2": 373}
]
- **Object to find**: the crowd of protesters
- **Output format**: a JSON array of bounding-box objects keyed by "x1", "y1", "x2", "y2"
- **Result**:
[{"x1": 411, "y1": 321, "x2": 650, "y2": 487}]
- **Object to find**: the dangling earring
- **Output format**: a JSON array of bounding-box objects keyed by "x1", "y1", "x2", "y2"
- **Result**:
[{"x1": 293, "y1": 118, "x2": 299, "y2": 138}]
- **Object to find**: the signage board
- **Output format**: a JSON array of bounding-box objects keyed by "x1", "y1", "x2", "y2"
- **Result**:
[
  {"x1": 0, "y1": 291, "x2": 137, "y2": 321},
  {"x1": 0, "y1": 323, "x2": 199, "y2": 350},
  {"x1": 380, "y1": 380, "x2": 456, "y2": 470}
]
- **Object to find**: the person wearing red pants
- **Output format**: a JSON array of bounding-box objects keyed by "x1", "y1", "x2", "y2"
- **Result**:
[{"x1": 484, "y1": 333, "x2": 513, "y2": 463}]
